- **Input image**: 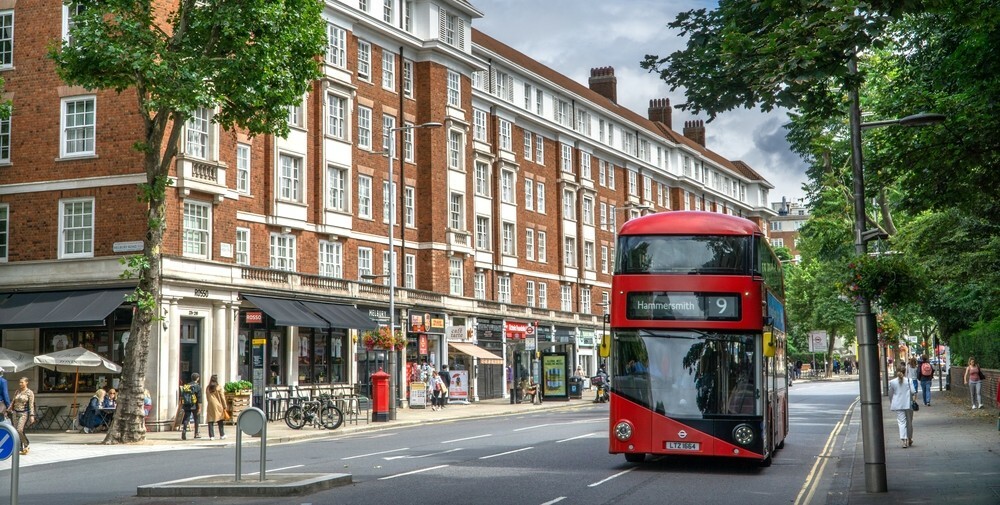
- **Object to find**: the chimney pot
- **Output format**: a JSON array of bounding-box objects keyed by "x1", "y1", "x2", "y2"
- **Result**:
[
  {"x1": 588, "y1": 66, "x2": 617, "y2": 104},
  {"x1": 683, "y1": 119, "x2": 706, "y2": 147},
  {"x1": 647, "y1": 98, "x2": 672, "y2": 129}
]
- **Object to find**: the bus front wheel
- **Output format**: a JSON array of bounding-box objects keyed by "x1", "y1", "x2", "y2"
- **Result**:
[{"x1": 624, "y1": 453, "x2": 645, "y2": 463}]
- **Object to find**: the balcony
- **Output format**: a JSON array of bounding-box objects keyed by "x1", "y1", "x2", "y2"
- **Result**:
[
  {"x1": 175, "y1": 156, "x2": 228, "y2": 201},
  {"x1": 447, "y1": 230, "x2": 474, "y2": 256}
]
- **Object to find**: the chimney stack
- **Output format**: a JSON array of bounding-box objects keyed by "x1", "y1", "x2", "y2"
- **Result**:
[
  {"x1": 683, "y1": 120, "x2": 706, "y2": 147},
  {"x1": 648, "y1": 98, "x2": 672, "y2": 129},
  {"x1": 589, "y1": 67, "x2": 617, "y2": 104}
]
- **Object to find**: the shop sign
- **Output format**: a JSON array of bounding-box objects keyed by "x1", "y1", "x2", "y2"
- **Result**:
[
  {"x1": 477, "y1": 318, "x2": 503, "y2": 341},
  {"x1": 554, "y1": 327, "x2": 576, "y2": 344},
  {"x1": 410, "y1": 314, "x2": 425, "y2": 332},
  {"x1": 446, "y1": 325, "x2": 467, "y2": 342},
  {"x1": 419, "y1": 334, "x2": 428, "y2": 355},
  {"x1": 430, "y1": 318, "x2": 445, "y2": 330},
  {"x1": 409, "y1": 382, "x2": 427, "y2": 408},
  {"x1": 447, "y1": 370, "x2": 469, "y2": 401},
  {"x1": 578, "y1": 330, "x2": 596, "y2": 347},
  {"x1": 246, "y1": 312, "x2": 263, "y2": 324},
  {"x1": 505, "y1": 321, "x2": 529, "y2": 339},
  {"x1": 535, "y1": 325, "x2": 553, "y2": 341}
]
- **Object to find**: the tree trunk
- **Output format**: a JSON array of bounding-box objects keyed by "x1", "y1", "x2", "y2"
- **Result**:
[{"x1": 826, "y1": 330, "x2": 836, "y2": 378}]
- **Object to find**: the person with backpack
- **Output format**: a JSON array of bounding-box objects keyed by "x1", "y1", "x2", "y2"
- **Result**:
[
  {"x1": 179, "y1": 373, "x2": 202, "y2": 440},
  {"x1": 918, "y1": 355, "x2": 935, "y2": 406}
]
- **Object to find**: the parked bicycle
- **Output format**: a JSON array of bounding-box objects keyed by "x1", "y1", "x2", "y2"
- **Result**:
[{"x1": 284, "y1": 393, "x2": 344, "y2": 430}]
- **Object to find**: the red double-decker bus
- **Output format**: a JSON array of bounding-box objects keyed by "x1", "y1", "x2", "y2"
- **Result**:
[{"x1": 606, "y1": 211, "x2": 788, "y2": 466}]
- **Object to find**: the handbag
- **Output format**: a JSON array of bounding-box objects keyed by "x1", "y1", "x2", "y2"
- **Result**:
[{"x1": 911, "y1": 399, "x2": 919, "y2": 411}]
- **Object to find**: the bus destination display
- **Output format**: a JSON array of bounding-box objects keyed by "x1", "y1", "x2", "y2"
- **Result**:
[{"x1": 626, "y1": 292, "x2": 740, "y2": 321}]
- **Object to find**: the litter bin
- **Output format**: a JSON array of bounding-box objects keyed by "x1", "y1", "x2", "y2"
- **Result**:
[{"x1": 568, "y1": 377, "x2": 583, "y2": 399}]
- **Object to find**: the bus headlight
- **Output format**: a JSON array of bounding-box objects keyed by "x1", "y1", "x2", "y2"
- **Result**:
[
  {"x1": 733, "y1": 424, "x2": 754, "y2": 446},
  {"x1": 614, "y1": 421, "x2": 633, "y2": 442}
]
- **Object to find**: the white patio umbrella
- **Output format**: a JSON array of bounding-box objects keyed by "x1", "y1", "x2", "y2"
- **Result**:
[
  {"x1": 34, "y1": 346, "x2": 122, "y2": 417},
  {"x1": 0, "y1": 347, "x2": 36, "y2": 373}
]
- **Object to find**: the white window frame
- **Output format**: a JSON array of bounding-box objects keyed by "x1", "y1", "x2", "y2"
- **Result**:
[
  {"x1": 382, "y1": 114, "x2": 396, "y2": 156},
  {"x1": 235, "y1": 228, "x2": 250, "y2": 265},
  {"x1": 498, "y1": 119, "x2": 512, "y2": 151},
  {"x1": 382, "y1": 49, "x2": 396, "y2": 90},
  {"x1": 0, "y1": 11, "x2": 12, "y2": 68},
  {"x1": 537, "y1": 282, "x2": 548, "y2": 309},
  {"x1": 357, "y1": 40, "x2": 371, "y2": 81},
  {"x1": 358, "y1": 106, "x2": 372, "y2": 149},
  {"x1": 405, "y1": 186, "x2": 415, "y2": 227},
  {"x1": 562, "y1": 189, "x2": 576, "y2": 220},
  {"x1": 182, "y1": 200, "x2": 211, "y2": 258},
  {"x1": 526, "y1": 280, "x2": 535, "y2": 307},
  {"x1": 475, "y1": 161, "x2": 490, "y2": 196},
  {"x1": 447, "y1": 70, "x2": 461, "y2": 107},
  {"x1": 449, "y1": 192, "x2": 464, "y2": 230},
  {"x1": 561, "y1": 143, "x2": 573, "y2": 173},
  {"x1": 473, "y1": 109, "x2": 488, "y2": 141},
  {"x1": 269, "y1": 233, "x2": 297, "y2": 272},
  {"x1": 525, "y1": 229, "x2": 534, "y2": 260},
  {"x1": 0, "y1": 117, "x2": 9, "y2": 164},
  {"x1": 236, "y1": 143, "x2": 251, "y2": 194},
  {"x1": 448, "y1": 130, "x2": 464, "y2": 170},
  {"x1": 581, "y1": 153, "x2": 591, "y2": 180},
  {"x1": 581, "y1": 288, "x2": 591, "y2": 313},
  {"x1": 537, "y1": 231, "x2": 547, "y2": 262},
  {"x1": 584, "y1": 241, "x2": 595, "y2": 270},
  {"x1": 601, "y1": 245, "x2": 609, "y2": 273},
  {"x1": 535, "y1": 133, "x2": 544, "y2": 162},
  {"x1": 524, "y1": 180, "x2": 533, "y2": 210},
  {"x1": 358, "y1": 175, "x2": 372, "y2": 219},
  {"x1": 561, "y1": 285, "x2": 573, "y2": 312},
  {"x1": 564, "y1": 236, "x2": 577, "y2": 267},
  {"x1": 536, "y1": 182, "x2": 546, "y2": 214},
  {"x1": 328, "y1": 165, "x2": 347, "y2": 211},
  {"x1": 501, "y1": 221, "x2": 515, "y2": 255},
  {"x1": 357, "y1": 247, "x2": 373, "y2": 280},
  {"x1": 475, "y1": 216, "x2": 490, "y2": 250},
  {"x1": 523, "y1": 131, "x2": 532, "y2": 160},
  {"x1": 474, "y1": 272, "x2": 486, "y2": 300},
  {"x1": 326, "y1": 93, "x2": 346, "y2": 139},
  {"x1": 0, "y1": 205, "x2": 8, "y2": 259},
  {"x1": 498, "y1": 276, "x2": 511, "y2": 303},
  {"x1": 278, "y1": 153, "x2": 303, "y2": 202},
  {"x1": 402, "y1": 59, "x2": 413, "y2": 98},
  {"x1": 500, "y1": 170, "x2": 515, "y2": 203},
  {"x1": 403, "y1": 123, "x2": 414, "y2": 162},
  {"x1": 319, "y1": 240, "x2": 343, "y2": 278},
  {"x1": 326, "y1": 23, "x2": 346, "y2": 67},
  {"x1": 61, "y1": 96, "x2": 97, "y2": 158},
  {"x1": 449, "y1": 258, "x2": 464, "y2": 296},
  {"x1": 59, "y1": 197, "x2": 94, "y2": 259},
  {"x1": 404, "y1": 254, "x2": 415, "y2": 288},
  {"x1": 582, "y1": 196, "x2": 594, "y2": 225}
]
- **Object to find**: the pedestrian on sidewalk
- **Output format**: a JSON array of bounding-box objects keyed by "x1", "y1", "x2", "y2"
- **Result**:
[
  {"x1": 204, "y1": 374, "x2": 228, "y2": 440},
  {"x1": 439, "y1": 366, "x2": 451, "y2": 409},
  {"x1": 918, "y1": 355, "x2": 934, "y2": 406},
  {"x1": 10, "y1": 377, "x2": 36, "y2": 455},
  {"x1": 963, "y1": 357, "x2": 985, "y2": 410},
  {"x1": 179, "y1": 373, "x2": 202, "y2": 440},
  {"x1": 905, "y1": 356, "x2": 919, "y2": 396},
  {"x1": 0, "y1": 368, "x2": 11, "y2": 426},
  {"x1": 430, "y1": 370, "x2": 445, "y2": 411},
  {"x1": 888, "y1": 370, "x2": 915, "y2": 448}
]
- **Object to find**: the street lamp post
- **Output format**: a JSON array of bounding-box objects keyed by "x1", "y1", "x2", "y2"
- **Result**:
[
  {"x1": 385, "y1": 121, "x2": 442, "y2": 421},
  {"x1": 847, "y1": 58, "x2": 945, "y2": 493}
]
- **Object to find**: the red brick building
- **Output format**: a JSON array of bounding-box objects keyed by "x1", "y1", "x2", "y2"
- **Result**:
[{"x1": 0, "y1": 0, "x2": 775, "y2": 427}]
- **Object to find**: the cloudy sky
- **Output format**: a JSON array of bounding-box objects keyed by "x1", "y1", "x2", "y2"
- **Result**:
[{"x1": 471, "y1": 0, "x2": 809, "y2": 204}]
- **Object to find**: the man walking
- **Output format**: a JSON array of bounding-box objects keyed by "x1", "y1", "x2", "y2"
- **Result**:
[
  {"x1": 180, "y1": 373, "x2": 203, "y2": 440},
  {"x1": 439, "y1": 365, "x2": 451, "y2": 408}
]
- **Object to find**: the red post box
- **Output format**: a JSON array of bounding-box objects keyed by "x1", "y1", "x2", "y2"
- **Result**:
[{"x1": 371, "y1": 369, "x2": 390, "y2": 422}]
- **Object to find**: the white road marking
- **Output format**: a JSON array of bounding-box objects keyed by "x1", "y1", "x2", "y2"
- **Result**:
[
  {"x1": 540, "y1": 497, "x2": 567, "y2": 505},
  {"x1": 513, "y1": 424, "x2": 554, "y2": 432},
  {"x1": 556, "y1": 432, "x2": 600, "y2": 443},
  {"x1": 442, "y1": 434, "x2": 491, "y2": 443},
  {"x1": 378, "y1": 464, "x2": 449, "y2": 480},
  {"x1": 247, "y1": 464, "x2": 304, "y2": 474},
  {"x1": 341, "y1": 447, "x2": 410, "y2": 460},
  {"x1": 479, "y1": 446, "x2": 534, "y2": 459},
  {"x1": 587, "y1": 467, "x2": 636, "y2": 487},
  {"x1": 383, "y1": 448, "x2": 463, "y2": 460}
]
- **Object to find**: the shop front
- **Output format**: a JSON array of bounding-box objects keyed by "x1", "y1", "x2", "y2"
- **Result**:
[
  {"x1": 475, "y1": 318, "x2": 505, "y2": 399},
  {"x1": 577, "y1": 329, "x2": 597, "y2": 378},
  {"x1": 505, "y1": 320, "x2": 534, "y2": 400},
  {"x1": 445, "y1": 319, "x2": 502, "y2": 403},
  {"x1": 355, "y1": 304, "x2": 395, "y2": 397}
]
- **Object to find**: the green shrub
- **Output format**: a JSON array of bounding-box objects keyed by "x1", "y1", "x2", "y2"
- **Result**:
[
  {"x1": 224, "y1": 380, "x2": 253, "y2": 393},
  {"x1": 949, "y1": 317, "x2": 1000, "y2": 368}
]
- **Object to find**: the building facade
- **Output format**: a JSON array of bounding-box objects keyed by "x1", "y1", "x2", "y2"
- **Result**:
[
  {"x1": 0, "y1": 0, "x2": 776, "y2": 429},
  {"x1": 769, "y1": 198, "x2": 810, "y2": 262}
]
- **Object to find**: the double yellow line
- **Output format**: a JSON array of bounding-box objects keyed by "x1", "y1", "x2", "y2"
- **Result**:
[{"x1": 794, "y1": 397, "x2": 859, "y2": 505}]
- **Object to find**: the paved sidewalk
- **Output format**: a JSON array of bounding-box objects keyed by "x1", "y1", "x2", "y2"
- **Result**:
[
  {"x1": 3, "y1": 393, "x2": 600, "y2": 469},
  {"x1": 836, "y1": 384, "x2": 999, "y2": 504}
]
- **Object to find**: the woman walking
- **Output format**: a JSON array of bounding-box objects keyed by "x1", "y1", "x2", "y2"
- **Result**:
[
  {"x1": 905, "y1": 357, "x2": 919, "y2": 396},
  {"x1": 204, "y1": 375, "x2": 228, "y2": 440},
  {"x1": 963, "y1": 357, "x2": 985, "y2": 409},
  {"x1": 888, "y1": 370, "x2": 915, "y2": 448},
  {"x1": 10, "y1": 377, "x2": 36, "y2": 455}
]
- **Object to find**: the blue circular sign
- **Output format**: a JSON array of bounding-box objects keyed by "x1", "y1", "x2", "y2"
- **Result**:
[{"x1": 0, "y1": 428, "x2": 16, "y2": 460}]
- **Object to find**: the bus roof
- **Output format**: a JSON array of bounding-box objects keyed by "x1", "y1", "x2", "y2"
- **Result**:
[{"x1": 618, "y1": 211, "x2": 761, "y2": 236}]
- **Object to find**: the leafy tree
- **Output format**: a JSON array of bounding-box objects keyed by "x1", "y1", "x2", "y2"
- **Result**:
[{"x1": 50, "y1": 0, "x2": 326, "y2": 444}]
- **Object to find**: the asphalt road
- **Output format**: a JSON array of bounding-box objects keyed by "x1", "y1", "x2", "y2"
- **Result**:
[{"x1": 4, "y1": 381, "x2": 861, "y2": 505}]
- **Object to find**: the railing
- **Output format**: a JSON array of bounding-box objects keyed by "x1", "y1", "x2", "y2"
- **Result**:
[
  {"x1": 190, "y1": 161, "x2": 219, "y2": 183},
  {"x1": 241, "y1": 266, "x2": 290, "y2": 284},
  {"x1": 300, "y1": 274, "x2": 350, "y2": 293}
]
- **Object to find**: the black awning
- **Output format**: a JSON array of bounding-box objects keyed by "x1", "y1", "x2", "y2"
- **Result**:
[
  {"x1": 299, "y1": 301, "x2": 378, "y2": 330},
  {"x1": 242, "y1": 295, "x2": 328, "y2": 329},
  {"x1": 0, "y1": 289, "x2": 132, "y2": 329}
]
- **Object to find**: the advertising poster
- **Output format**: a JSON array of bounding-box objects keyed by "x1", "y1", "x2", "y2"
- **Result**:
[
  {"x1": 448, "y1": 370, "x2": 469, "y2": 404},
  {"x1": 409, "y1": 381, "x2": 427, "y2": 408},
  {"x1": 542, "y1": 353, "x2": 568, "y2": 399}
]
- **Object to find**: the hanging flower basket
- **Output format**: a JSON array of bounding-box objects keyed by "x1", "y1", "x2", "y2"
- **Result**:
[
  {"x1": 362, "y1": 327, "x2": 406, "y2": 351},
  {"x1": 840, "y1": 254, "x2": 923, "y2": 307}
]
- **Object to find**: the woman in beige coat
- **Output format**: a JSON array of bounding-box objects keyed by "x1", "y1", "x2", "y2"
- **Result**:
[{"x1": 204, "y1": 375, "x2": 228, "y2": 440}]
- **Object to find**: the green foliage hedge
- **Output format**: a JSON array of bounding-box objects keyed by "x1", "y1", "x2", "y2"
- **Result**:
[{"x1": 949, "y1": 317, "x2": 1000, "y2": 368}]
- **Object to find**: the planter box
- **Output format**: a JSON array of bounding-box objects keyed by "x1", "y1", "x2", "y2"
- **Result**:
[{"x1": 226, "y1": 392, "x2": 252, "y2": 424}]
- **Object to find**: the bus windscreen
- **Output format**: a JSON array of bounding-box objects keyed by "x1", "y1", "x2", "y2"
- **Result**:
[{"x1": 617, "y1": 235, "x2": 751, "y2": 275}]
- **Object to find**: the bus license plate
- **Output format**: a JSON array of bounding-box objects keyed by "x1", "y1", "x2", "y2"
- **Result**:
[{"x1": 665, "y1": 441, "x2": 700, "y2": 451}]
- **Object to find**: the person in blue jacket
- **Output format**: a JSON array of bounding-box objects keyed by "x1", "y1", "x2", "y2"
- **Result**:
[
  {"x1": 0, "y1": 367, "x2": 11, "y2": 424},
  {"x1": 79, "y1": 389, "x2": 106, "y2": 433}
]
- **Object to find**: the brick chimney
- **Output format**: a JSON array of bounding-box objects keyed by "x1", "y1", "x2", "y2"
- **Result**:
[
  {"x1": 589, "y1": 67, "x2": 617, "y2": 104},
  {"x1": 683, "y1": 120, "x2": 706, "y2": 147},
  {"x1": 648, "y1": 98, "x2": 672, "y2": 129}
]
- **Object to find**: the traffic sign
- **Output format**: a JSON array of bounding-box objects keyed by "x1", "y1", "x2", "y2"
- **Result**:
[{"x1": 0, "y1": 431, "x2": 14, "y2": 460}]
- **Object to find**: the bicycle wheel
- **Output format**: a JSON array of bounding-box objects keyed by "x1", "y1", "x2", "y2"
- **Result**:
[
  {"x1": 284, "y1": 405, "x2": 306, "y2": 430},
  {"x1": 320, "y1": 405, "x2": 344, "y2": 430}
]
